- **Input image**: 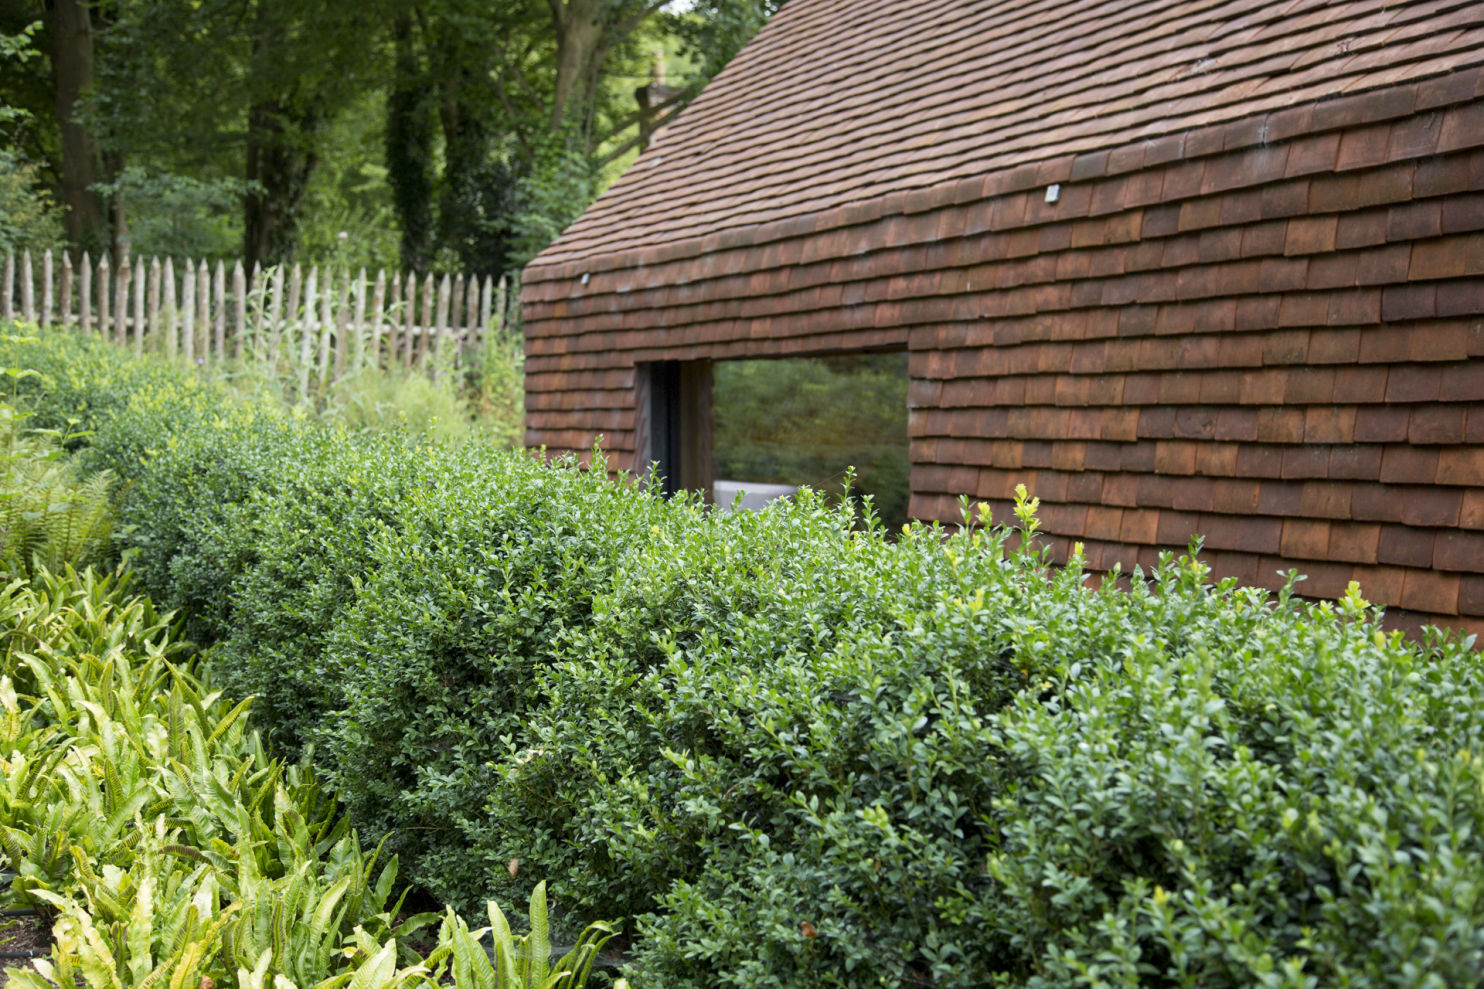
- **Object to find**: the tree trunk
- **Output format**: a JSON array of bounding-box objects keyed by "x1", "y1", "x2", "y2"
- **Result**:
[
  {"x1": 436, "y1": 91, "x2": 495, "y2": 271},
  {"x1": 244, "y1": 100, "x2": 317, "y2": 269},
  {"x1": 110, "y1": 193, "x2": 130, "y2": 266},
  {"x1": 103, "y1": 149, "x2": 129, "y2": 265},
  {"x1": 49, "y1": 0, "x2": 106, "y2": 252},
  {"x1": 549, "y1": 0, "x2": 605, "y2": 135},
  {"x1": 386, "y1": 16, "x2": 435, "y2": 273}
]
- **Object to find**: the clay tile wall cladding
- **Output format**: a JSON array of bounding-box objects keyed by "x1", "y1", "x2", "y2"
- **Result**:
[{"x1": 523, "y1": 1, "x2": 1484, "y2": 636}]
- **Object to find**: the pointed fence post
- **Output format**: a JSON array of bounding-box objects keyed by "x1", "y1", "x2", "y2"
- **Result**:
[
  {"x1": 213, "y1": 261, "x2": 226, "y2": 360},
  {"x1": 132, "y1": 256, "x2": 146, "y2": 353},
  {"x1": 196, "y1": 258, "x2": 208, "y2": 360},
  {"x1": 370, "y1": 269, "x2": 387, "y2": 369},
  {"x1": 1, "y1": 253, "x2": 12, "y2": 323},
  {"x1": 330, "y1": 270, "x2": 348, "y2": 381},
  {"x1": 19, "y1": 250, "x2": 34, "y2": 323},
  {"x1": 114, "y1": 254, "x2": 130, "y2": 344},
  {"x1": 20, "y1": 250, "x2": 35, "y2": 323},
  {"x1": 98, "y1": 254, "x2": 112, "y2": 338},
  {"x1": 351, "y1": 267, "x2": 367, "y2": 371},
  {"x1": 148, "y1": 258, "x2": 162, "y2": 353},
  {"x1": 450, "y1": 272, "x2": 464, "y2": 363},
  {"x1": 60, "y1": 252, "x2": 73, "y2": 327},
  {"x1": 332, "y1": 269, "x2": 350, "y2": 379},
  {"x1": 232, "y1": 261, "x2": 246, "y2": 358},
  {"x1": 269, "y1": 264, "x2": 288, "y2": 361},
  {"x1": 41, "y1": 250, "x2": 53, "y2": 329},
  {"x1": 162, "y1": 258, "x2": 178, "y2": 357},
  {"x1": 386, "y1": 270, "x2": 403, "y2": 369},
  {"x1": 463, "y1": 272, "x2": 477, "y2": 358},
  {"x1": 418, "y1": 273, "x2": 434, "y2": 370},
  {"x1": 248, "y1": 262, "x2": 265, "y2": 359},
  {"x1": 319, "y1": 269, "x2": 337, "y2": 386},
  {"x1": 79, "y1": 252, "x2": 92, "y2": 333},
  {"x1": 433, "y1": 273, "x2": 452, "y2": 375},
  {"x1": 479, "y1": 275, "x2": 492, "y2": 345},
  {"x1": 452, "y1": 273, "x2": 466, "y2": 360},
  {"x1": 181, "y1": 260, "x2": 195, "y2": 364},
  {"x1": 464, "y1": 276, "x2": 479, "y2": 358},
  {"x1": 403, "y1": 273, "x2": 416, "y2": 369},
  {"x1": 280, "y1": 264, "x2": 301, "y2": 368},
  {"x1": 299, "y1": 267, "x2": 317, "y2": 400},
  {"x1": 196, "y1": 261, "x2": 210, "y2": 363}
]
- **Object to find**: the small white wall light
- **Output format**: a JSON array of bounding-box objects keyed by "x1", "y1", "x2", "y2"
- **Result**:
[{"x1": 1045, "y1": 183, "x2": 1061, "y2": 204}]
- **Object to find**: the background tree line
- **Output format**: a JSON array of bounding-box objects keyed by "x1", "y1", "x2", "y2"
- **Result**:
[{"x1": 0, "y1": 0, "x2": 782, "y2": 278}]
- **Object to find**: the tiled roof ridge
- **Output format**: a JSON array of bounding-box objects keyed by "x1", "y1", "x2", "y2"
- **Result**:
[{"x1": 527, "y1": 62, "x2": 1484, "y2": 283}]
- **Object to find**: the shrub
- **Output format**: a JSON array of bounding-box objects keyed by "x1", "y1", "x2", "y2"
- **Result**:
[
  {"x1": 0, "y1": 330, "x2": 208, "y2": 440},
  {"x1": 9, "y1": 332, "x2": 1484, "y2": 988},
  {"x1": 977, "y1": 573, "x2": 1484, "y2": 987}
]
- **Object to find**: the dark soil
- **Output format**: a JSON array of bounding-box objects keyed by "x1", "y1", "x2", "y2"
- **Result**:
[{"x1": 0, "y1": 912, "x2": 49, "y2": 987}]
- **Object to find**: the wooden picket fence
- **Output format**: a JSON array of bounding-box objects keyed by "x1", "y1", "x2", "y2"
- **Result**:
[{"x1": 0, "y1": 249, "x2": 508, "y2": 389}]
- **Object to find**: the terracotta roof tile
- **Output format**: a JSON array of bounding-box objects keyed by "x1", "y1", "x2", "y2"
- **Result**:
[{"x1": 532, "y1": 0, "x2": 1484, "y2": 272}]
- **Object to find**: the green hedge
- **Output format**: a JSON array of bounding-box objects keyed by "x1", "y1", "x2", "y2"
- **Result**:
[{"x1": 5, "y1": 328, "x2": 1482, "y2": 988}]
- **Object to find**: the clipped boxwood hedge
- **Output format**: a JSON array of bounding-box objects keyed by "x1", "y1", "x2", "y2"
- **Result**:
[{"x1": 5, "y1": 328, "x2": 1483, "y2": 988}]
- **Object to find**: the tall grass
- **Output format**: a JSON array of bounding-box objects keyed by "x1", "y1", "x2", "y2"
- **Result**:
[{"x1": 206, "y1": 307, "x2": 524, "y2": 445}]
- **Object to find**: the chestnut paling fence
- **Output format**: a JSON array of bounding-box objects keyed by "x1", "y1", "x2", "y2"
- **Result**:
[{"x1": 0, "y1": 249, "x2": 509, "y2": 390}]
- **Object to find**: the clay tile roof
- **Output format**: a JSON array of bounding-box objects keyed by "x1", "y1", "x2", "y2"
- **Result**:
[{"x1": 529, "y1": 0, "x2": 1484, "y2": 274}]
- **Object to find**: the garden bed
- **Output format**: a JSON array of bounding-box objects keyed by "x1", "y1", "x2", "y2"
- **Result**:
[
  {"x1": 0, "y1": 909, "x2": 48, "y2": 984},
  {"x1": 3, "y1": 328, "x2": 1483, "y2": 987}
]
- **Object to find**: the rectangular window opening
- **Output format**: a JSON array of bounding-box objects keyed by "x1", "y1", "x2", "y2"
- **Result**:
[{"x1": 712, "y1": 350, "x2": 910, "y2": 531}]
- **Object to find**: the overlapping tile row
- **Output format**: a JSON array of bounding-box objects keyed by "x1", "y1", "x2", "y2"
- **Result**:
[
  {"x1": 535, "y1": 0, "x2": 1484, "y2": 267},
  {"x1": 523, "y1": 74, "x2": 1484, "y2": 633}
]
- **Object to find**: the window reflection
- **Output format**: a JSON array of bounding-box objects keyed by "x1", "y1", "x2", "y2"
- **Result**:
[{"x1": 712, "y1": 352, "x2": 910, "y2": 531}]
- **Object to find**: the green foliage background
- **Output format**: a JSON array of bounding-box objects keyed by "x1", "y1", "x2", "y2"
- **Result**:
[
  {"x1": 0, "y1": 25, "x2": 63, "y2": 257},
  {"x1": 0, "y1": 1, "x2": 787, "y2": 274},
  {"x1": 0, "y1": 148, "x2": 61, "y2": 257}
]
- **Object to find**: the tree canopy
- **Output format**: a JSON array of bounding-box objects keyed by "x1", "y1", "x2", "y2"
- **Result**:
[{"x1": 0, "y1": 0, "x2": 784, "y2": 274}]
